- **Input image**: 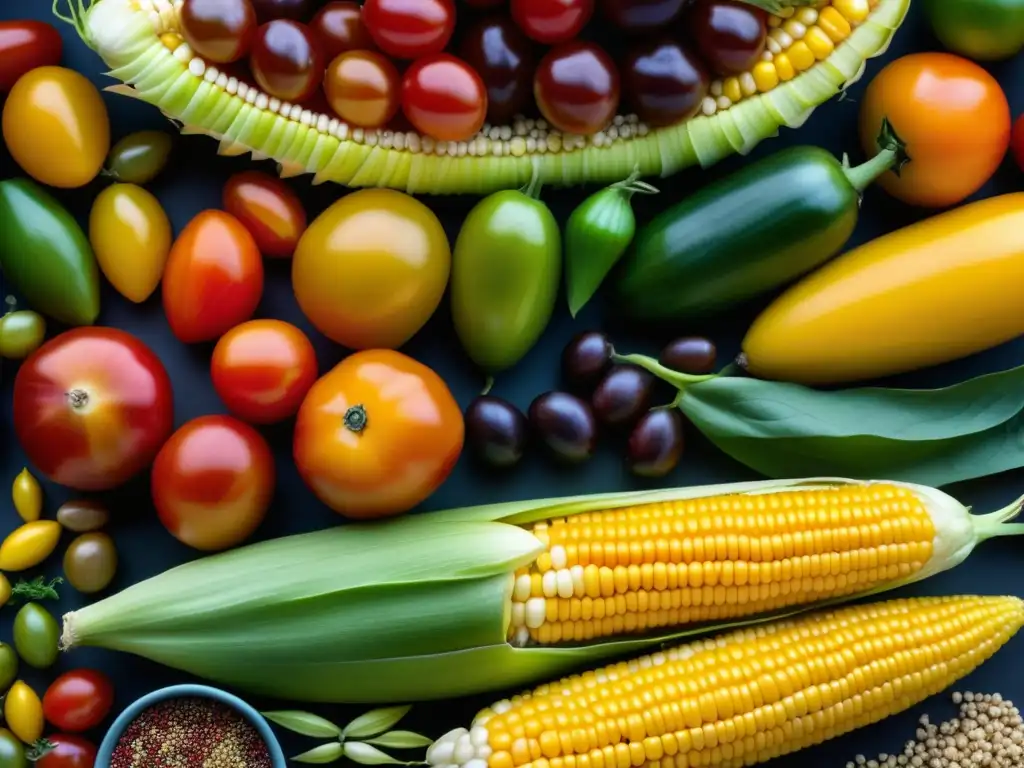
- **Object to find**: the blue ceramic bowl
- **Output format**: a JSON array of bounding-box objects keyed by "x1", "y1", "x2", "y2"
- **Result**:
[{"x1": 95, "y1": 683, "x2": 287, "y2": 768}]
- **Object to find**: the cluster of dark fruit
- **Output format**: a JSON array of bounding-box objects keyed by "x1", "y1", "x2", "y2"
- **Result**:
[{"x1": 464, "y1": 332, "x2": 717, "y2": 477}]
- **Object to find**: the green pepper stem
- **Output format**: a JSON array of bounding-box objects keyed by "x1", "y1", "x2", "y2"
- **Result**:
[
  {"x1": 520, "y1": 161, "x2": 544, "y2": 200},
  {"x1": 481, "y1": 376, "x2": 494, "y2": 397},
  {"x1": 842, "y1": 117, "x2": 910, "y2": 192},
  {"x1": 611, "y1": 353, "x2": 718, "y2": 391}
]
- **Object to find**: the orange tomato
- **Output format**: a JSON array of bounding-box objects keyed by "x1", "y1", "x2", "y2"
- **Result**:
[
  {"x1": 859, "y1": 52, "x2": 1011, "y2": 208},
  {"x1": 222, "y1": 171, "x2": 307, "y2": 258},
  {"x1": 293, "y1": 349, "x2": 464, "y2": 520}
]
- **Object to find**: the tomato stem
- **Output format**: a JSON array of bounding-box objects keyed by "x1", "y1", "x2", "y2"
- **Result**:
[
  {"x1": 344, "y1": 404, "x2": 368, "y2": 433},
  {"x1": 66, "y1": 390, "x2": 89, "y2": 409}
]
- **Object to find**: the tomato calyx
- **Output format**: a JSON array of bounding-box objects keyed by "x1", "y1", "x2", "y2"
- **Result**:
[
  {"x1": 343, "y1": 403, "x2": 368, "y2": 432},
  {"x1": 65, "y1": 389, "x2": 90, "y2": 409},
  {"x1": 26, "y1": 737, "x2": 56, "y2": 761}
]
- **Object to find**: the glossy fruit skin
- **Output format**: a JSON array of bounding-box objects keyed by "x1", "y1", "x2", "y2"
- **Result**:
[
  {"x1": 2, "y1": 66, "x2": 110, "y2": 189},
  {"x1": 56, "y1": 501, "x2": 109, "y2": 533},
  {"x1": 293, "y1": 189, "x2": 450, "y2": 349},
  {"x1": 859, "y1": 53, "x2": 1011, "y2": 208},
  {"x1": 250, "y1": 20, "x2": 326, "y2": 103},
  {"x1": 4, "y1": 683, "x2": 43, "y2": 745},
  {"x1": 63, "y1": 533, "x2": 118, "y2": 594},
  {"x1": 251, "y1": 0, "x2": 315, "y2": 22},
  {"x1": 1014, "y1": 113, "x2": 1024, "y2": 173},
  {"x1": 0, "y1": 521, "x2": 62, "y2": 572},
  {"x1": 627, "y1": 408, "x2": 684, "y2": 478},
  {"x1": 465, "y1": 396, "x2": 528, "y2": 468},
  {"x1": 162, "y1": 210, "x2": 264, "y2": 343},
  {"x1": 511, "y1": 0, "x2": 592, "y2": 43},
  {"x1": 294, "y1": 350, "x2": 464, "y2": 519},
  {"x1": 923, "y1": 0, "x2": 1024, "y2": 62},
  {"x1": 600, "y1": 0, "x2": 685, "y2": 33},
  {"x1": 659, "y1": 337, "x2": 717, "y2": 373},
  {"x1": 458, "y1": 16, "x2": 534, "y2": 125},
  {"x1": 211, "y1": 319, "x2": 319, "y2": 424},
  {"x1": 687, "y1": 0, "x2": 766, "y2": 76},
  {"x1": 89, "y1": 183, "x2": 172, "y2": 304},
  {"x1": 180, "y1": 0, "x2": 258, "y2": 63},
  {"x1": 223, "y1": 171, "x2": 307, "y2": 258},
  {"x1": 42, "y1": 671, "x2": 114, "y2": 733},
  {"x1": 591, "y1": 365, "x2": 655, "y2": 428},
  {"x1": 0, "y1": 21, "x2": 63, "y2": 92},
  {"x1": 401, "y1": 54, "x2": 488, "y2": 142},
  {"x1": 561, "y1": 331, "x2": 613, "y2": 391},
  {"x1": 534, "y1": 41, "x2": 620, "y2": 135},
  {"x1": 742, "y1": 193, "x2": 1024, "y2": 386},
  {"x1": 313, "y1": 1, "x2": 377, "y2": 58},
  {"x1": 152, "y1": 415, "x2": 275, "y2": 551},
  {"x1": 103, "y1": 130, "x2": 174, "y2": 185},
  {"x1": 451, "y1": 190, "x2": 561, "y2": 373},
  {"x1": 34, "y1": 735, "x2": 97, "y2": 768},
  {"x1": 13, "y1": 327, "x2": 174, "y2": 491},
  {"x1": 362, "y1": 0, "x2": 456, "y2": 59},
  {"x1": 0, "y1": 646, "x2": 17, "y2": 692},
  {"x1": 324, "y1": 50, "x2": 401, "y2": 129},
  {"x1": 13, "y1": 604, "x2": 58, "y2": 670},
  {"x1": 528, "y1": 392, "x2": 597, "y2": 464},
  {"x1": 0, "y1": 179, "x2": 100, "y2": 327},
  {"x1": 0, "y1": 311, "x2": 46, "y2": 361},
  {"x1": 621, "y1": 40, "x2": 709, "y2": 127},
  {"x1": 0, "y1": 729, "x2": 26, "y2": 768}
]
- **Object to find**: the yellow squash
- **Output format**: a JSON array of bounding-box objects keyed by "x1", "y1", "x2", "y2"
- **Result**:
[{"x1": 741, "y1": 193, "x2": 1024, "y2": 385}]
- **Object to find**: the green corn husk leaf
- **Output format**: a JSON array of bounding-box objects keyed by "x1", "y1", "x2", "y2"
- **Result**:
[
  {"x1": 364, "y1": 731, "x2": 434, "y2": 749},
  {"x1": 344, "y1": 742, "x2": 418, "y2": 766},
  {"x1": 293, "y1": 743, "x2": 344, "y2": 764},
  {"x1": 343, "y1": 706, "x2": 411, "y2": 739},
  {"x1": 59, "y1": 477, "x2": 1024, "y2": 704},
  {"x1": 263, "y1": 710, "x2": 342, "y2": 737}
]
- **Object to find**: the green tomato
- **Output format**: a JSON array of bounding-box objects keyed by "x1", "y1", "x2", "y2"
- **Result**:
[
  {"x1": 104, "y1": 130, "x2": 173, "y2": 185},
  {"x1": 0, "y1": 644, "x2": 18, "y2": 693},
  {"x1": 450, "y1": 189, "x2": 561, "y2": 374},
  {"x1": 923, "y1": 0, "x2": 1024, "y2": 61},
  {"x1": 13, "y1": 603, "x2": 58, "y2": 669},
  {"x1": 0, "y1": 729, "x2": 26, "y2": 768},
  {"x1": 0, "y1": 311, "x2": 45, "y2": 360}
]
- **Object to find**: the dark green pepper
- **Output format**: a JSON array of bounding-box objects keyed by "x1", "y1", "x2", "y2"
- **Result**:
[
  {"x1": 923, "y1": 0, "x2": 1024, "y2": 61},
  {"x1": 0, "y1": 179, "x2": 100, "y2": 326},
  {"x1": 611, "y1": 122, "x2": 907, "y2": 324}
]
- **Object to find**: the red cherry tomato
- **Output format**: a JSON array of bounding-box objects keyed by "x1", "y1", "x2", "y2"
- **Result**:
[
  {"x1": 35, "y1": 734, "x2": 97, "y2": 768},
  {"x1": 1013, "y1": 113, "x2": 1024, "y2": 173},
  {"x1": 222, "y1": 171, "x2": 307, "y2": 258},
  {"x1": 401, "y1": 53, "x2": 487, "y2": 141},
  {"x1": 162, "y1": 210, "x2": 264, "y2": 344},
  {"x1": 152, "y1": 415, "x2": 275, "y2": 552},
  {"x1": 211, "y1": 319, "x2": 319, "y2": 424},
  {"x1": 362, "y1": 0, "x2": 456, "y2": 59},
  {"x1": 534, "y1": 40, "x2": 620, "y2": 135},
  {"x1": 0, "y1": 21, "x2": 63, "y2": 92},
  {"x1": 42, "y1": 670, "x2": 114, "y2": 733},
  {"x1": 249, "y1": 19, "x2": 326, "y2": 103},
  {"x1": 12, "y1": 328, "x2": 174, "y2": 491},
  {"x1": 510, "y1": 0, "x2": 592, "y2": 44},
  {"x1": 312, "y1": 1, "x2": 377, "y2": 58}
]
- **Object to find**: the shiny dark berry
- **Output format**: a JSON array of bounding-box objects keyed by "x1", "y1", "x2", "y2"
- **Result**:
[
  {"x1": 659, "y1": 336, "x2": 717, "y2": 373},
  {"x1": 465, "y1": 396, "x2": 529, "y2": 468},
  {"x1": 627, "y1": 408, "x2": 684, "y2": 478},
  {"x1": 591, "y1": 364, "x2": 655, "y2": 428},
  {"x1": 529, "y1": 391, "x2": 598, "y2": 464},
  {"x1": 562, "y1": 331, "x2": 614, "y2": 391}
]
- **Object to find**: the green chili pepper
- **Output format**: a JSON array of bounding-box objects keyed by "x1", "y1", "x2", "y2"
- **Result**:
[
  {"x1": 564, "y1": 171, "x2": 658, "y2": 318},
  {"x1": 103, "y1": 130, "x2": 174, "y2": 185},
  {"x1": 611, "y1": 120, "x2": 908, "y2": 324},
  {"x1": 450, "y1": 173, "x2": 561, "y2": 377},
  {"x1": 0, "y1": 179, "x2": 100, "y2": 327},
  {"x1": 923, "y1": 0, "x2": 1024, "y2": 61}
]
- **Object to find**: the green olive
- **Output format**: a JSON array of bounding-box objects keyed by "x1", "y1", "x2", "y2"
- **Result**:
[
  {"x1": 0, "y1": 644, "x2": 18, "y2": 693},
  {"x1": 13, "y1": 603, "x2": 58, "y2": 669},
  {"x1": 104, "y1": 130, "x2": 173, "y2": 185},
  {"x1": 0, "y1": 311, "x2": 45, "y2": 360},
  {"x1": 0, "y1": 728, "x2": 26, "y2": 768},
  {"x1": 63, "y1": 532, "x2": 118, "y2": 594},
  {"x1": 56, "y1": 500, "x2": 110, "y2": 533}
]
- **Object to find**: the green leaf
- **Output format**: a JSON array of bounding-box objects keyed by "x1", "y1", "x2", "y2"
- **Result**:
[
  {"x1": 343, "y1": 742, "x2": 418, "y2": 765},
  {"x1": 261, "y1": 710, "x2": 341, "y2": 738},
  {"x1": 343, "y1": 706, "x2": 412, "y2": 739},
  {"x1": 364, "y1": 731, "x2": 434, "y2": 749},
  {"x1": 293, "y1": 743, "x2": 344, "y2": 764},
  {"x1": 11, "y1": 576, "x2": 62, "y2": 603},
  {"x1": 678, "y1": 363, "x2": 1024, "y2": 486}
]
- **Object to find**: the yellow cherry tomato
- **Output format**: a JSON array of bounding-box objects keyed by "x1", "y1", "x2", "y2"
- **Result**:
[
  {"x1": 0, "y1": 574, "x2": 10, "y2": 609},
  {"x1": 4, "y1": 681, "x2": 43, "y2": 744},
  {"x1": 11, "y1": 469, "x2": 41, "y2": 523},
  {"x1": 1, "y1": 66, "x2": 110, "y2": 189},
  {"x1": 0, "y1": 521, "x2": 61, "y2": 573},
  {"x1": 89, "y1": 183, "x2": 173, "y2": 303},
  {"x1": 292, "y1": 189, "x2": 451, "y2": 350}
]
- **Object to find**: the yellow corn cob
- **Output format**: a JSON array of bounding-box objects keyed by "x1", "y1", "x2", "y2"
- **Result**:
[{"x1": 428, "y1": 595, "x2": 1024, "y2": 768}]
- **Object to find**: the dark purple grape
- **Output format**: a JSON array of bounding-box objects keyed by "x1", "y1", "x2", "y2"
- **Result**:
[
  {"x1": 562, "y1": 331, "x2": 614, "y2": 391},
  {"x1": 591, "y1": 365, "x2": 655, "y2": 428},
  {"x1": 458, "y1": 16, "x2": 535, "y2": 125},
  {"x1": 659, "y1": 336, "x2": 717, "y2": 373},
  {"x1": 529, "y1": 391, "x2": 598, "y2": 464},
  {"x1": 687, "y1": 0, "x2": 767, "y2": 76},
  {"x1": 601, "y1": 0, "x2": 687, "y2": 34},
  {"x1": 251, "y1": 0, "x2": 316, "y2": 22},
  {"x1": 621, "y1": 39, "x2": 709, "y2": 127},
  {"x1": 627, "y1": 408, "x2": 685, "y2": 478},
  {"x1": 465, "y1": 396, "x2": 529, "y2": 468}
]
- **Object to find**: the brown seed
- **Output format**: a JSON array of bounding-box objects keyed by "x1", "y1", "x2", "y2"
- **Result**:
[{"x1": 56, "y1": 499, "x2": 109, "y2": 532}]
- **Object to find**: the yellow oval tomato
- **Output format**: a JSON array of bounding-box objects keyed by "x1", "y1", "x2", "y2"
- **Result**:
[
  {"x1": 292, "y1": 189, "x2": 451, "y2": 349},
  {"x1": 89, "y1": 183, "x2": 172, "y2": 303},
  {"x1": 5, "y1": 681, "x2": 43, "y2": 744},
  {"x1": 0, "y1": 521, "x2": 62, "y2": 572},
  {"x1": 1, "y1": 66, "x2": 110, "y2": 189}
]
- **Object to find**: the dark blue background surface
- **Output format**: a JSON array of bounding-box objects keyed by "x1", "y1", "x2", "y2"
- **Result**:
[{"x1": 2, "y1": 1, "x2": 1024, "y2": 764}]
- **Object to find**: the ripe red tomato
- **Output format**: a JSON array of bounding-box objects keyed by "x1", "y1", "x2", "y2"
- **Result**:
[
  {"x1": 42, "y1": 670, "x2": 114, "y2": 733},
  {"x1": 511, "y1": 0, "x2": 592, "y2": 44},
  {"x1": 401, "y1": 54, "x2": 487, "y2": 142},
  {"x1": 362, "y1": 0, "x2": 455, "y2": 59},
  {"x1": 222, "y1": 171, "x2": 307, "y2": 258},
  {"x1": 34, "y1": 735, "x2": 97, "y2": 768},
  {"x1": 152, "y1": 415, "x2": 275, "y2": 552},
  {"x1": 162, "y1": 210, "x2": 264, "y2": 343},
  {"x1": 211, "y1": 319, "x2": 319, "y2": 424},
  {"x1": 0, "y1": 21, "x2": 63, "y2": 92},
  {"x1": 12, "y1": 328, "x2": 174, "y2": 491},
  {"x1": 1013, "y1": 113, "x2": 1024, "y2": 173}
]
